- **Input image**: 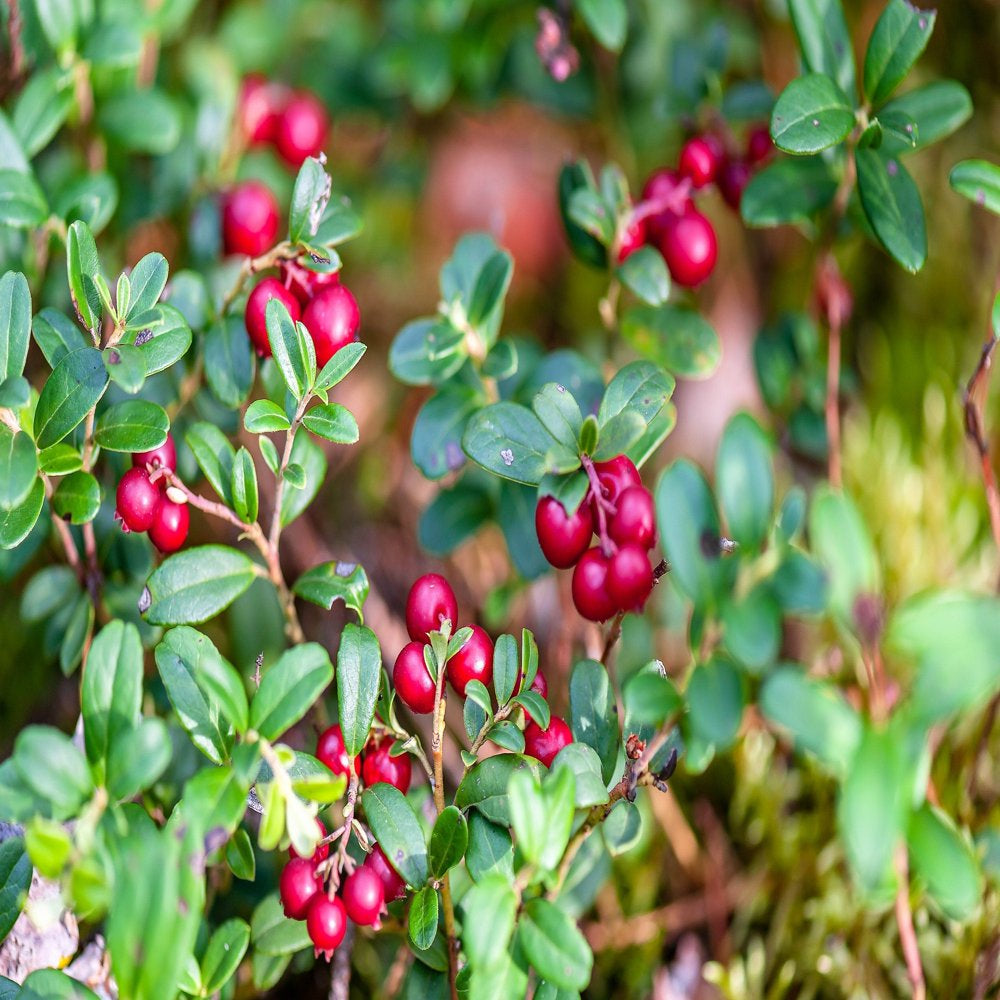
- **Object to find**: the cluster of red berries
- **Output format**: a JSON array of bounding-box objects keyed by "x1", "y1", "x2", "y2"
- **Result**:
[
  {"x1": 392, "y1": 574, "x2": 574, "y2": 768},
  {"x1": 535, "y1": 455, "x2": 658, "y2": 623},
  {"x1": 238, "y1": 75, "x2": 328, "y2": 168},
  {"x1": 114, "y1": 433, "x2": 188, "y2": 553},
  {"x1": 619, "y1": 125, "x2": 773, "y2": 288}
]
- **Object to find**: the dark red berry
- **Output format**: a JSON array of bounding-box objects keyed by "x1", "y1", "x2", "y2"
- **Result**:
[
  {"x1": 524, "y1": 716, "x2": 573, "y2": 767},
  {"x1": 282, "y1": 259, "x2": 340, "y2": 307},
  {"x1": 316, "y1": 724, "x2": 360, "y2": 780},
  {"x1": 535, "y1": 495, "x2": 592, "y2": 569},
  {"x1": 447, "y1": 624, "x2": 494, "y2": 698},
  {"x1": 589, "y1": 455, "x2": 641, "y2": 528},
  {"x1": 149, "y1": 496, "x2": 189, "y2": 554},
  {"x1": 306, "y1": 894, "x2": 347, "y2": 958},
  {"x1": 361, "y1": 739, "x2": 412, "y2": 794},
  {"x1": 341, "y1": 866, "x2": 385, "y2": 927},
  {"x1": 393, "y1": 641, "x2": 436, "y2": 715},
  {"x1": 289, "y1": 817, "x2": 330, "y2": 863},
  {"x1": 279, "y1": 857, "x2": 322, "y2": 920},
  {"x1": 222, "y1": 181, "x2": 280, "y2": 258},
  {"x1": 405, "y1": 573, "x2": 458, "y2": 641},
  {"x1": 238, "y1": 75, "x2": 288, "y2": 145},
  {"x1": 245, "y1": 277, "x2": 301, "y2": 358},
  {"x1": 607, "y1": 543, "x2": 654, "y2": 611},
  {"x1": 656, "y1": 208, "x2": 718, "y2": 288},
  {"x1": 301, "y1": 285, "x2": 361, "y2": 369},
  {"x1": 609, "y1": 486, "x2": 656, "y2": 550},
  {"x1": 275, "y1": 91, "x2": 328, "y2": 167},
  {"x1": 642, "y1": 168, "x2": 693, "y2": 244},
  {"x1": 364, "y1": 843, "x2": 406, "y2": 902},
  {"x1": 746, "y1": 125, "x2": 774, "y2": 165},
  {"x1": 116, "y1": 468, "x2": 160, "y2": 533},
  {"x1": 678, "y1": 135, "x2": 724, "y2": 188},
  {"x1": 132, "y1": 433, "x2": 176, "y2": 475},
  {"x1": 572, "y1": 547, "x2": 617, "y2": 622},
  {"x1": 718, "y1": 158, "x2": 752, "y2": 211},
  {"x1": 616, "y1": 215, "x2": 647, "y2": 264}
]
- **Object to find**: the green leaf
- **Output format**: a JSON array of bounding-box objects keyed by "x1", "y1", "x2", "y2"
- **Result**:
[
  {"x1": 0, "y1": 836, "x2": 31, "y2": 941},
  {"x1": 102, "y1": 344, "x2": 146, "y2": 394},
  {"x1": 389, "y1": 318, "x2": 466, "y2": 387},
  {"x1": 770, "y1": 73, "x2": 855, "y2": 155},
  {"x1": 337, "y1": 623, "x2": 381, "y2": 757},
  {"x1": 53, "y1": 171, "x2": 118, "y2": 234},
  {"x1": 302, "y1": 402, "x2": 359, "y2": 443},
  {"x1": 32, "y1": 308, "x2": 87, "y2": 369},
  {"x1": 362, "y1": 783, "x2": 428, "y2": 886},
  {"x1": 617, "y1": 245, "x2": 670, "y2": 305},
  {"x1": 12, "y1": 66, "x2": 74, "y2": 158},
  {"x1": 741, "y1": 156, "x2": 838, "y2": 227},
  {"x1": 759, "y1": 667, "x2": 861, "y2": 776},
  {"x1": 576, "y1": 0, "x2": 627, "y2": 50},
  {"x1": 65, "y1": 220, "x2": 102, "y2": 333},
  {"x1": 59, "y1": 593, "x2": 92, "y2": 676},
  {"x1": 201, "y1": 918, "x2": 251, "y2": 993},
  {"x1": 245, "y1": 399, "x2": 291, "y2": 434},
  {"x1": 26, "y1": 816, "x2": 72, "y2": 878},
  {"x1": 787, "y1": 0, "x2": 856, "y2": 98},
  {"x1": 466, "y1": 813, "x2": 514, "y2": 883},
  {"x1": 34, "y1": 347, "x2": 109, "y2": 449},
  {"x1": 603, "y1": 800, "x2": 642, "y2": 856},
  {"x1": 621, "y1": 305, "x2": 721, "y2": 379},
  {"x1": 569, "y1": 659, "x2": 619, "y2": 785},
  {"x1": 409, "y1": 886, "x2": 439, "y2": 950},
  {"x1": 267, "y1": 299, "x2": 313, "y2": 400},
  {"x1": 293, "y1": 559, "x2": 369, "y2": 619},
  {"x1": 907, "y1": 805, "x2": 982, "y2": 921},
  {"x1": 622, "y1": 668, "x2": 681, "y2": 728},
  {"x1": 18, "y1": 970, "x2": 100, "y2": 1000},
  {"x1": 0, "y1": 375, "x2": 29, "y2": 408},
  {"x1": 533, "y1": 383, "x2": 584, "y2": 453},
  {"x1": 0, "y1": 476, "x2": 44, "y2": 549},
  {"x1": 721, "y1": 585, "x2": 781, "y2": 673},
  {"x1": 518, "y1": 899, "x2": 593, "y2": 991},
  {"x1": 0, "y1": 427, "x2": 37, "y2": 510},
  {"x1": 205, "y1": 316, "x2": 254, "y2": 409},
  {"x1": 14, "y1": 726, "x2": 93, "y2": 820},
  {"x1": 315, "y1": 341, "x2": 366, "y2": 392},
  {"x1": 0, "y1": 271, "x2": 30, "y2": 382},
  {"x1": 98, "y1": 88, "x2": 181, "y2": 154},
  {"x1": 429, "y1": 806, "x2": 468, "y2": 878},
  {"x1": 950, "y1": 159, "x2": 1000, "y2": 216},
  {"x1": 552, "y1": 742, "x2": 607, "y2": 809},
  {"x1": 508, "y1": 768, "x2": 547, "y2": 867},
  {"x1": 863, "y1": 0, "x2": 936, "y2": 106},
  {"x1": 492, "y1": 633, "x2": 519, "y2": 706},
  {"x1": 559, "y1": 162, "x2": 607, "y2": 268},
  {"x1": 51, "y1": 470, "x2": 100, "y2": 524},
  {"x1": 412, "y1": 387, "x2": 479, "y2": 479},
  {"x1": 880, "y1": 81, "x2": 972, "y2": 154},
  {"x1": 686, "y1": 657, "x2": 745, "y2": 749},
  {"x1": 106, "y1": 717, "x2": 171, "y2": 800},
  {"x1": 128, "y1": 303, "x2": 192, "y2": 375},
  {"x1": 461, "y1": 873, "x2": 517, "y2": 968},
  {"x1": 855, "y1": 148, "x2": 926, "y2": 272},
  {"x1": 185, "y1": 422, "x2": 235, "y2": 506},
  {"x1": 251, "y1": 893, "x2": 312, "y2": 956},
  {"x1": 456, "y1": 754, "x2": 541, "y2": 826},
  {"x1": 125, "y1": 253, "x2": 168, "y2": 320},
  {"x1": 288, "y1": 157, "x2": 331, "y2": 244},
  {"x1": 715, "y1": 412, "x2": 773, "y2": 549},
  {"x1": 94, "y1": 400, "x2": 168, "y2": 453},
  {"x1": 418, "y1": 482, "x2": 491, "y2": 556},
  {"x1": 251, "y1": 644, "x2": 333, "y2": 741},
  {"x1": 0, "y1": 169, "x2": 47, "y2": 229},
  {"x1": 466, "y1": 249, "x2": 513, "y2": 330},
  {"x1": 226, "y1": 828, "x2": 256, "y2": 880},
  {"x1": 143, "y1": 545, "x2": 256, "y2": 626},
  {"x1": 37, "y1": 443, "x2": 81, "y2": 475}
]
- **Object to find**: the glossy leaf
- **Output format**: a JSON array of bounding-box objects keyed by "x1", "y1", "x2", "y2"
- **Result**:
[
  {"x1": 788, "y1": 0, "x2": 856, "y2": 98},
  {"x1": 569, "y1": 659, "x2": 619, "y2": 784},
  {"x1": 863, "y1": 0, "x2": 936, "y2": 106},
  {"x1": 907, "y1": 805, "x2": 982, "y2": 921},
  {"x1": 741, "y1": 156, "x2": 838, "y2": 227},
  {"x1": 34, "y1": 348, "x2": 109, "y2": 449},
  {"x1": 0, "y1": 169, "x2": 47, "y2": 229},
  {"x1": 855, "y1": 148, "x2": 926, "y2": 272},
  {"x1": 621, "y1": 305, "x2": 721, "y2": 379},
  {"x1": 0, "y1": 271, "x2": 30, "y2": 382},
  {"x1": 0, "y1": 428, "x2": 37, "y2": 510},
  {"x1": 51, "y1": 471, "x2": 100, "y2": 525},
  {"x1": 715, "y1": 412, "x2": 773, "y2": 549},
  {"x1": 770, "y1": 73, "x2": 855, "y2": 155},
  {"x1": 302, "y1": 402, "x2": 359, "y2": 444},
  {"x1": 143, "y1": 545, "x2": 256, "y2": 626},
  {"x1": 518, "y1": 899, "x2": 593, "y2": 991},
  {"x1": 362, "y1": 783, "x2": 428, "y2": 887},
  {"x1": 205, "y1": 316, "x2": 254, "y2": 409},
  {"x1": 94, "y1": 400, "x2": 168, "y2": 453},
  {"x1": 429, "y1": 806, "x2": 468, "y2": 878},
  {"x1": 251, "y1": 644, "x2": 333, "y2": 741},
  {"x1": 950, "y1": 159, "x2": 1000, "y2": 216},
  {"x1": 337, "y1": 623, "x2": 381, "y2": 757},
  {"x1": 0, "y1": 836, "x2": 31, "y2": 942},
  {"x1": 293, "y1": 560, "x2": 369, "y2": 619}
]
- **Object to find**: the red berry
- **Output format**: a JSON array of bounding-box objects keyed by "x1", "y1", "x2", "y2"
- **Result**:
[
  {"x1": 641, "y1": 167, "x2": 691, "y2": 209},
  {"x1": 132, "y1": 433, "x2": 176, "y2": 475},
  {"x1": 301, "y1": 285, "x2": 361, "y2": 369},
  {"x1": 656, "y1": 208, "x2": 718, "y2": 288},
  {"x1": 572, "y1": 547, "x2": 617, "y2": 622},
  {"x1": 279, "y1": 857, "x2": 322, "y2": 920},
  {"x1": 244, "y1": 277, "x2": 301, "y2": 358},
  {"x1": 405, "y1": 573, "x2": 458, "y2": 641},
  {"x1": 316, "y1": 724, "x2": 360, "y2": 780},
  {"x1": 275, "y1": 91, "x2": 328, "y2": 167},
  {"x1": 341, "y1": 865, "x2": 385, "y2": 927},
  {"x1": 361, "y1": 739, "x2": 412, "y2": 794},
  {"x1": 116, "y1": 468, "x2": 160, "y2": 533},
  {"x1": 282, "y1": 259, "x2": 340, "y2": 307},
  {"x1": 238, "y1": 75, "x2": 288, "y2": 145},
  {"x1": 609, "y1": 486, "x2": 656, "y2": 550},
  {"x1": 607, "y1": 543, "x2": 654, "y2": 611},
  {"x1": 530, "y1": 671, "x2": 548, "y2": 699},
  {"x1": 289, "y1": 817, "x2": 330, "y2": 863},
  {"x1": 678, "y1": 135, "x2": 724, "y2": 188},
  {"x1": 718, "y1": 158, "x2": 752, "y2": 211},
  {"x1": 535, "y1": 495, "x2": 592, "y2": 569},
  {"x1": 365, "y1": 843, "x2": 406, "y2": 902},
  {"x1": 524, "y1": 716, "x2": 573, "y2": 767},
  {"x1": 222, "y1": 181, "x2": 280, "y2": 258},
  {"x1": 447, "y1": 624, "x2": 494, "y2": 698},
  {"x1": 746, "y1": 125, "x2": 774, "y2": 165},
  {"x1": 148, "y1": 496, "x2": 189, "y2": 554},
  {"x1": 589, "y1": 455, "x2": 641, "y2": 528},
  {"x1": 392, "y1": 641, "x2": 436, "y2": 715},
  {"x1": 306, "y1": 894, "x2": 347, "y2": 958},
  {"x1": 616, "y1": 215, "x2": 647, "y2": 264}
]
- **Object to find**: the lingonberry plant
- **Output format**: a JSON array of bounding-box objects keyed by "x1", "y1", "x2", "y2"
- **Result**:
[{"x1": 1, "y1": 0, "x2": 1000, "y2": 998}]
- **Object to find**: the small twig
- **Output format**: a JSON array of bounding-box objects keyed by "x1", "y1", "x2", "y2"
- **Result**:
[
  {"x1": 581, "y1": 454, "x2": 615, "y2": 556},
  {"x1": 963, "y1": 320, "x2": 1000, "y2": 564},
  {"x1": 332, "y1": 773, "x2": 360, "y2": 887},
  {"x1": 219, "y1": 241, "x2": 296, "y2": 316},
  {"x1": 894, "y1": 845, "x2": 926, "y2": 1000},
  {"x1": 328, "y1": 922, "x2": 354, "y2": 1000}
]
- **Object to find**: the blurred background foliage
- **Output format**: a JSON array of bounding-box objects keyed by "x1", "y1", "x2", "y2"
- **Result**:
[{"x1": 3, "y1": 0, "x2": 1000, "y2": 996}]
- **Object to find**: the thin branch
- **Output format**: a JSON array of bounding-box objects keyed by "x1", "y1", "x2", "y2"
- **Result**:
[
  {"x1": 328, "y1": 922, "x2": 354, "y2": 1000},
  {"x1": 963, "y1": 326, "x2": 1000, "y2": 562},
  {"x1": 894, "y1": 845, "x2": 926, "y2": 1000},
  {"x1": 219, "y1": 241, "x2": 296, "y2": 316}
]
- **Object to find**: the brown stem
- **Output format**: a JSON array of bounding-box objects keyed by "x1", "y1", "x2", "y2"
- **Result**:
[
  {"x1": 332, "y1": 773, "x2": 360, "y2": 888},
  {"x1": 894, "y1": 845, "x2": 926, "y2": 1000},
  {"x1": 963, "y1": 328, "x2": 1000, "y2": 564},
  {"x1": 41, "y1": 476, "x2": 83, "y2": 578},
  {"x1": 219, "y1": 241, "x2": 296, "y2": 317},
  {"x1": 825, "y1": 300, "x2": 843, "y2": 489}
]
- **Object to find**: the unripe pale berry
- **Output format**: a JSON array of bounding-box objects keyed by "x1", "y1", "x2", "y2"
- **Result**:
[
  {"x1": 149, "y1": 495, "x2": 189, "y2": 554},
  {"x1": 609, "y1": 486, "x2": 656, "y2": 550},
  {"x1": 607, "y1": 543, "x2": 654, "y2": 610},
  {"x1": 361, "y1": 739, "x2": 412, "y2": 794},
  {"x1": 656, "y1": 209, "x2": 718, "y2": 288},
  {"x1": 222, "y1": 181, "x2": 281, "y2": 258},
  {"x1": 279, "y1": 857, "x2": 322, "y2": 920},
  {"x1": 116, "y1": 468, "x2": 160, "y2": 533},
  {"x1": 405, "y1": 573, "x2": 458, "y2": 641},
  {"x1": 301, "y1": 285, "x2": 361, "y2": 369},
  {"x1": 316, "y1": 724, "x2": 360, "y2": 780},
  {"x1": 393, "y1": 641, "x2": 437, "y2": 715},
  {"x1": 306, "y1": 894, "x2": 347, "y2": 958},
  {"x1": 572, "y1": 547, "x2": 617, "y2": 622},
  {"x1": 678, "y1": 135, "x2": 724, "y2": 188},
  {"x1": 365, "y1": 843, "x2": 406, "y2": 902},
  {"x1": 535, "y1": 495, "x2": 592, "y2": 569},
  {"x1": 341, "y1": 865, "x2": 385, "y2": 927},
  {"x1": 245, "y1": 277, "x2": 301, "y2": 358},
  {"x1": 447, "y1": 624, "x2": 494, "y2": 698},
  {"x1": 524, "y1": 716, "x2": 573, "y2": 767},
  {"x1": 132, "y1": 433, "x2": 176, "y2": 475}
]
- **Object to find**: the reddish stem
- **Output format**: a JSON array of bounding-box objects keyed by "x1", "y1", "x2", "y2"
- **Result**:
[{"x1": 581, "y1": 454, "x2": 615, "y2": 557}]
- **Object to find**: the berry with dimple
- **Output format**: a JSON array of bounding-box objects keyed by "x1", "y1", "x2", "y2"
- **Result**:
[
  {"x1": 746, "y1": 125, "x2": 774, "y2": 165},
  {"x1": 245, "y1": 277, "x2": 301, "y2": 358},
  {"x1": 718, "y1": 158, "x2": 752, "y2": 211},
  {"x1": 365, "y1": 843, "x2": 406, "y2": 902},
  {"x1": 279, "y1": 857, "x2": 322, "y2": 920},
  {"x1": 656, "y1": 208, "x2": 718, "y2": 288},
  {"x1": 238, "y1": 75, "x2": 288, "y2": 145},
  {"x1": 116, "y1": 468, "x2": 160, "y2": 533},
  {"x1": 149, "y1": 496, "x2": 189, "y2": 554},
  {"x1": 222, "y1": 181, "x2": 280, "y2": 258},
  {"x1": 316, "y1": 724, "x2": 360, "y2": 780},
  {"x1": 405, "y1": 573, "x2": 458, "y2": 641},
  {"x1": 289, "y1": 817, "x2": 330, "y2": 863},
  {"x1": 590, "y1": 454, "x2": 642, "y2": 527},
  {"x1": 572, "y1": 547, "x2": 617, "y2": 622},
  {"x1": 678, "y1": 135, "x2": 724, "y2": 188},
  {"x1": 275, "y1": 91, "x2": 329, "y2": 167},
  {"x1": 642, "y1": 168, "x2": 693, "y2": 243},
  {"x1": 301, "y1": 285, "x2": 361, "y2": 369},
  {"x1": 306, "y1": 894, "x2": 347, "y2": 958},
  {"x1": 393, "y1": 641, "x2": 436, "y2": 715},
  {"x1": 607, "y1": 543, "x2": 654, "y2": 610},
  {"x1": 132, "y1": 433, "x2": 176, "y2": 475},
  {"x1": 524, "y1": 716, "x2": 573, "y2": 767},
  {"x1": 447, "y1": 624, "x2": 494, "y2": 698},
  {"x1": 361, "y1": 739, "x2": 412, "y2": 794},
  {"x1": 535, "y1": 495, "x2": 593, "y2": 569},
  {"x1": 342, "y1": 866, "x2": 385, "y2": 927},
  {"x1": 282, "y1": 259, "x2": 340, "y2": 306},
  {"x1": 609, "y1": 486, "x2": 656, "y2": 550},
  {"x1": 616, "y1": 215, "x2": 647, "y2": 264}
]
